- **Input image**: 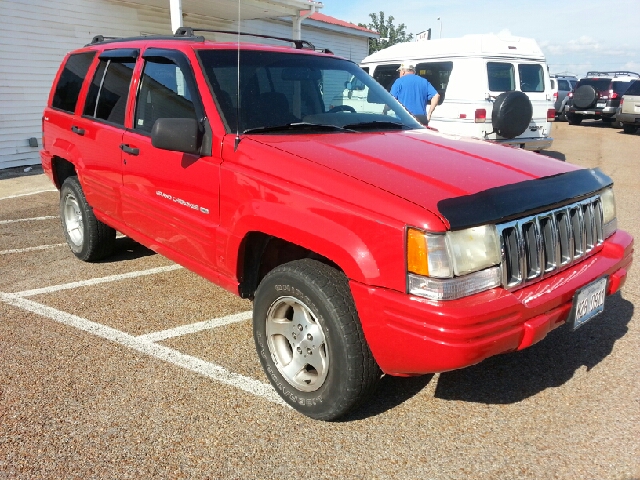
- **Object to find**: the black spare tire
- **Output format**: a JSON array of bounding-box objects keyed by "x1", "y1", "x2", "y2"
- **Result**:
[
  {"x1": 573, "y1": 85, "x2": 598, "y2": 109},
  {"x1": 491, "y1": 91, "x2": 533, "y2": 139}
]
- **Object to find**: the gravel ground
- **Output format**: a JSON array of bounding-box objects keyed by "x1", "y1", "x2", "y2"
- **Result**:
[{"x1": 0, "y1": 121, "x2": 638, "y2": 479}]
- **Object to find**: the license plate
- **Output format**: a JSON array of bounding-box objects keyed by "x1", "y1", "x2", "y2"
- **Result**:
[
  {"x1": 570, "y1": 277, "x2": 607, "y2": 330},
  {"x1": 596, "y1": 103, "x2": 606, "y2": 107}
]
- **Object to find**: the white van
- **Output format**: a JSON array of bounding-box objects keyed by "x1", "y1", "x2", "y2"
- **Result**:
[{"x1": 355, "y1": 34, "x2": 556, "y2": 151}]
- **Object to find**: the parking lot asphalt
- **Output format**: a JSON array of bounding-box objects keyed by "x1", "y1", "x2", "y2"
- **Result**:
[{"x1": 1, "y1": 121, "x2": 639, "y2": 479}]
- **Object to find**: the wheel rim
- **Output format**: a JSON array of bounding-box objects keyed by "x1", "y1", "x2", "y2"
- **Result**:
[
  {"x1": 63, "y1": 192, "x2": 84, "y2": 247},
  {"x1": 265, "y1": 296, "x2": 329, "y2": 392}
]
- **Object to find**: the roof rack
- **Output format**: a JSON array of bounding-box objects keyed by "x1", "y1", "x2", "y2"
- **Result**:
[
  {"x1": 174, "y1": 27, "x2": 333, "y2": 54},
  {"x1": 585, "y1": 71, "x2": 639, "y2": 78},
  {"x1": 87, "y1": 33, "x2": 204, "y2": 47}
]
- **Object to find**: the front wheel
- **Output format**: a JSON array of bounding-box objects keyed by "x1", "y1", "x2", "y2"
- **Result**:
[
  {"x1": 253, "y1": 259, "x2": 380, "y2": 420},
  {"x1": 60, "y1": 176, "x2": 116, "y2": 261}
]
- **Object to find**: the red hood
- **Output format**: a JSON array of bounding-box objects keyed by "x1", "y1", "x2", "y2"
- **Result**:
[{"x1": 254, "y1": 129, "x2": 579, "y2": 210}]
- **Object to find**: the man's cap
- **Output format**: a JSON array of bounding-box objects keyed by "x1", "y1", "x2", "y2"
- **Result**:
[{"x1": 397, "y1": 62, "x2": 415, "y2": 71}]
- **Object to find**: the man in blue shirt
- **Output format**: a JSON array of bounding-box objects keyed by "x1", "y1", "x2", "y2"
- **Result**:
[{"x1": 390, "y1": 63, "x2": 440, "y2": 124}]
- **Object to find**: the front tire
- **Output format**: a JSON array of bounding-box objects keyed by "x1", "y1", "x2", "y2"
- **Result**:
[
  {"x1": 60, "y1": 176, "x2": 116, "y2": 261},
  {"x1": 253, "y1": 259, "x2": 380, "y2": 420}
]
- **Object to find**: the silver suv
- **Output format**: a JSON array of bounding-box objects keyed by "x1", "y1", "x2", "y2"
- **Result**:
[
  {"x1": 616, "y1": 80, "x2": 640, "y2": 134},
  {"x1": 551, "y1": 75, "x2": 577, "y2": 121}
]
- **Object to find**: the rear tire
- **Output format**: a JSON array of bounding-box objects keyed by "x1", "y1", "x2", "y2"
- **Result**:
[
  {"x1": 623, "y1": 124, "x2": 638, "y2": 134},
  {"x1": 567, "y1": 114, "x2": 582, "y2": 125},
  {"x1": 253, "y1": 259, "x2": 380, "y2": 420},
  {"x1": 60, "y1": 176, "x2": 116, "y2": 261}
]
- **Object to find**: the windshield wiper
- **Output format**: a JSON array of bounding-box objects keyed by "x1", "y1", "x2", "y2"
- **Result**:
[
  {"x1": 341, "y1": 120, "x2": 411, "y2": 131},
  {"x1": 243, "y1": 122, "x2": 356, "y2": 134}
]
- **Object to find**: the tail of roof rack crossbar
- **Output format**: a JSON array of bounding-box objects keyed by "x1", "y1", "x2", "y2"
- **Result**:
[
  {"x1": 585, "y1": 71, "x2": 640, "y2": 78},
  {"x1": 174, "y1": 26, "x2": 333, "y2": 53}
]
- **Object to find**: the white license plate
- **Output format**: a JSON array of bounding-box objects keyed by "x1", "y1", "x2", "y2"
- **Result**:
[
  {"x1": 597, "y1": 102, "x2": 606, "y2": 107},
  {"x1": 570, "y1": 277, "x2": 607, "y2": 330}
]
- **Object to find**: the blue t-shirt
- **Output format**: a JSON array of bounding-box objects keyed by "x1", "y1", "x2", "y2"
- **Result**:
[{"x1": 390, "y1": 74, "x2": 438, "y2": 115}]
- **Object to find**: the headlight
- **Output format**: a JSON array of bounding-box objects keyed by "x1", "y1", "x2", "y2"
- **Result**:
[
  {"x1": 406, "y1": 226, "x2": 502, "y2": 300},
  {"x1": 601, "y1": 187, "x2": 617, "y2": 238}
]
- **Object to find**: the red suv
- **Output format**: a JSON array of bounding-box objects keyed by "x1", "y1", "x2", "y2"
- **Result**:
[
  {"x1": 567, "y1": 71, "x2": 639, "y2": 125},
  {"x1": 41, "y1": 29, "x2": 634, "y2": 420}
]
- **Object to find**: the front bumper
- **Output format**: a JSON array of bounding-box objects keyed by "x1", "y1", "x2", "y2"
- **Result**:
[{"x1": 351, "y1": 230, "x2": 633, "y2": 376}]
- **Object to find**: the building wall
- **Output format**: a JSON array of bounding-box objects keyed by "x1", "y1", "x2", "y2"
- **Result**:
[{"x1": 0, "y1": 0, "x2": 370, "y2": 169}]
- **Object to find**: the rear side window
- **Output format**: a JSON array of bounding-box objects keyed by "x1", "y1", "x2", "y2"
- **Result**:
[
  {"x1": 51, "y1": 52, "x2": 96, "y2": 113},
  {"x1": 487, "y1": 62, "x2": 515, "y2": 92},
  {"x1": 624, "y1": 80, "x2": 640, "y2": 96},
  {"x1": 518, "y1": 64, "x2": 544, "y2": 92},
  {"x1": 134, "y1": 58, "x2": 197, "y2": 134},
  {"x1": 84, "y1": 57, "x2": 136, "y2": 126},
  {"x1": 373, "y1": 64, "x2": 400, "y2": 91},
  {"x1": 612, "y1": 81, "x2": 632, "y2": 95},
  {"x1": 415, "y1": 62, "x2": 453, "y2": 103},
  {"x1": 558, "y1": 79, "x2": 570, "y2": 91}
]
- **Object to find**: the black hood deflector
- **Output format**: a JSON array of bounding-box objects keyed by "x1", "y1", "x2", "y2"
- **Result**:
[{"x1": 438, "y1": 168, "x2": 613, "y2": 230}]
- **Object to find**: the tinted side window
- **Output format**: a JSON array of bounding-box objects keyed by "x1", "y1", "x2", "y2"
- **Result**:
[
  {"x1": 487, "y1": 62, "x2": 515, "y2": 92},
  {"x1": 558, "y1": 79, "x2": 570, "y2": 91},
  {"x1": 84, "y1": 58, "x2": 136, "y2": 126},
  {"x1": 134, "y1": 59, "x2": 197, "y2": 134},
  {"x1": 519, "y1": 64, "x2": 544, "y2": 92},
  {"x1": 612, "y1": 81, "x2": 632, "y2": 95},
  {"x1": 373, "y1": 65, "x2": 400, "y2": 91},
  {"x1": 415, "y1": 61, "x2": 453, "y2": 103},
  {"x1": 624, "y1": 80, "x2": 640, "y2": 96},
  {"x1": 51, "y1": 52, "x2": 96, "y2": 113}
]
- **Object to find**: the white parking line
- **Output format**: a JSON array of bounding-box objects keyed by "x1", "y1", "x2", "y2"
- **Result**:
[
  {"x1": 0, "y1": 216, "x2": 58, "y2": 225},
  {"x1": 0, "y1": 243, "x2": 67, "y2": 255},
  {"x1": 15, "y1": 264, "x2": 183, "y2": 298},
  {"x1": 0, "y1": 189, "x2": 58, "y2": 200},
  {"x1": 0, "y1": 292, "x2": 285, "y2": 406},
  {"x1": 137, "y1": 310, "x2": 253, "y2": 343}
]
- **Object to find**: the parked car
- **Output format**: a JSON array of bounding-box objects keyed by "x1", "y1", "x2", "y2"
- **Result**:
[
  {"x1": 616, "y1": 80, "x2": 640, "y2": 134},
  {"x1": 41, "y1": 28, "x2": 633, "y2": 420},
  {"x1": 567, "y1": 71, "x2": 639, "y2": 126},
  {"x1": 551, "y1": 74, "x2": 577, "y2": 121},
  {"x1": 360, "y1": 34, "x2": 556, "y2": 151}
]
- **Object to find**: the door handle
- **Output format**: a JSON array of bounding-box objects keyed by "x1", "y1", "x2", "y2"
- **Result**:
[
  {"x1": 119, "y1": 144, "x2": 140, "y2": 155},
  {"x1": 71, "y1": 125, "x2": 85, "y2": 136}
]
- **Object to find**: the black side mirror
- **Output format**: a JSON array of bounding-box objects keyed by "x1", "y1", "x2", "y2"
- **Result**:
[{"x1": 151, "y1": 118, "x2": 201, "y2": 155}]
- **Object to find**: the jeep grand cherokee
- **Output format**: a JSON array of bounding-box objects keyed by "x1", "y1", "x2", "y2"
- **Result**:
[{"x1": 41, "y1": 28, "x2": 634, "y2": 420}]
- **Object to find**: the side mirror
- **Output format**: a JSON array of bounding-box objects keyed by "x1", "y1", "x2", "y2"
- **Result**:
[
  {"x1": 344, "y1": 81, "x2": 353, "y2": 91},
  {"x1": 151, "y1": 118, "x2": 201, "y2": 155}
]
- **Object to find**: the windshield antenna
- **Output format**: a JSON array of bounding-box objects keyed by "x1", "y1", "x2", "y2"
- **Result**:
[{"x1": 234, "y1": 0, "x2": 241, "y2": 151}]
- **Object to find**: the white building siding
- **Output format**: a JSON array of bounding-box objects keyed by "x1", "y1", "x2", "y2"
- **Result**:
[{"x1": 0, "y1": 0, "x2": 371, "y2": 169}]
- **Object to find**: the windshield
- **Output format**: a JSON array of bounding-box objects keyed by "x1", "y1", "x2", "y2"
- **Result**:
[{"x1": 197, "y1": 49, "x2": 421, "y2": 133}]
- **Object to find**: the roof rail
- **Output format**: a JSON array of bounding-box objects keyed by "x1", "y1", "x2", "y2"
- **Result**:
[
  {"x1": 585, "y1": 71, "x2": 640, "y2": 78},
  {"x1": 174, "y1": 27, "x2": 333, "y2": 54},
  {"x1": 87, "y1": 33, "x2": 205, "y2": 47}
]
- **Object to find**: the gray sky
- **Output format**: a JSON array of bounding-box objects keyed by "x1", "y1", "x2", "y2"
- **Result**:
[{"x1": 320, "y1": 0, "x2": 640, "y2": 77}]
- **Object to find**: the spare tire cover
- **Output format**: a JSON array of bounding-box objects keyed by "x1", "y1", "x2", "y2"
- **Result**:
[
  {"x1": 573, "y1": 85, "x2": 598, "y2": 108},
  {"x1": 491, "y1": 91, "x2": 533, "y2": 139}
]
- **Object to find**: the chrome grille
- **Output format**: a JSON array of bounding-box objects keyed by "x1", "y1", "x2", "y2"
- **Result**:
[{"x1": 497, "y1": 195, "x2": 604, "y2": 288}]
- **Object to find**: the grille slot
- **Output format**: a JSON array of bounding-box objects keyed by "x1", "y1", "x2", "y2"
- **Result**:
[{"x1": 497, "y1": 195, "x2": 604, "y2": 289}]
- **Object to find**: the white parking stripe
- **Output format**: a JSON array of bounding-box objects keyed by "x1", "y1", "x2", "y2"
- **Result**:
[
  {"x1": 15, "y1": 264, "x2": 183, "y2": 298},
  {"x1": 0, "y1": 243, "x2": 66, "y2": 255},
  {"x1": 137, "y1": 310, "x2": 253, "y2": 343},
  {"x1": 0, "y1": 189, "x2": 58, "y2": 200},
  {"x1": 0, "y1": 292, "x2": 286, "y2": 407},
  {"x1": 0, "y1": 216, "x2": 58, "y2": 225}
]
